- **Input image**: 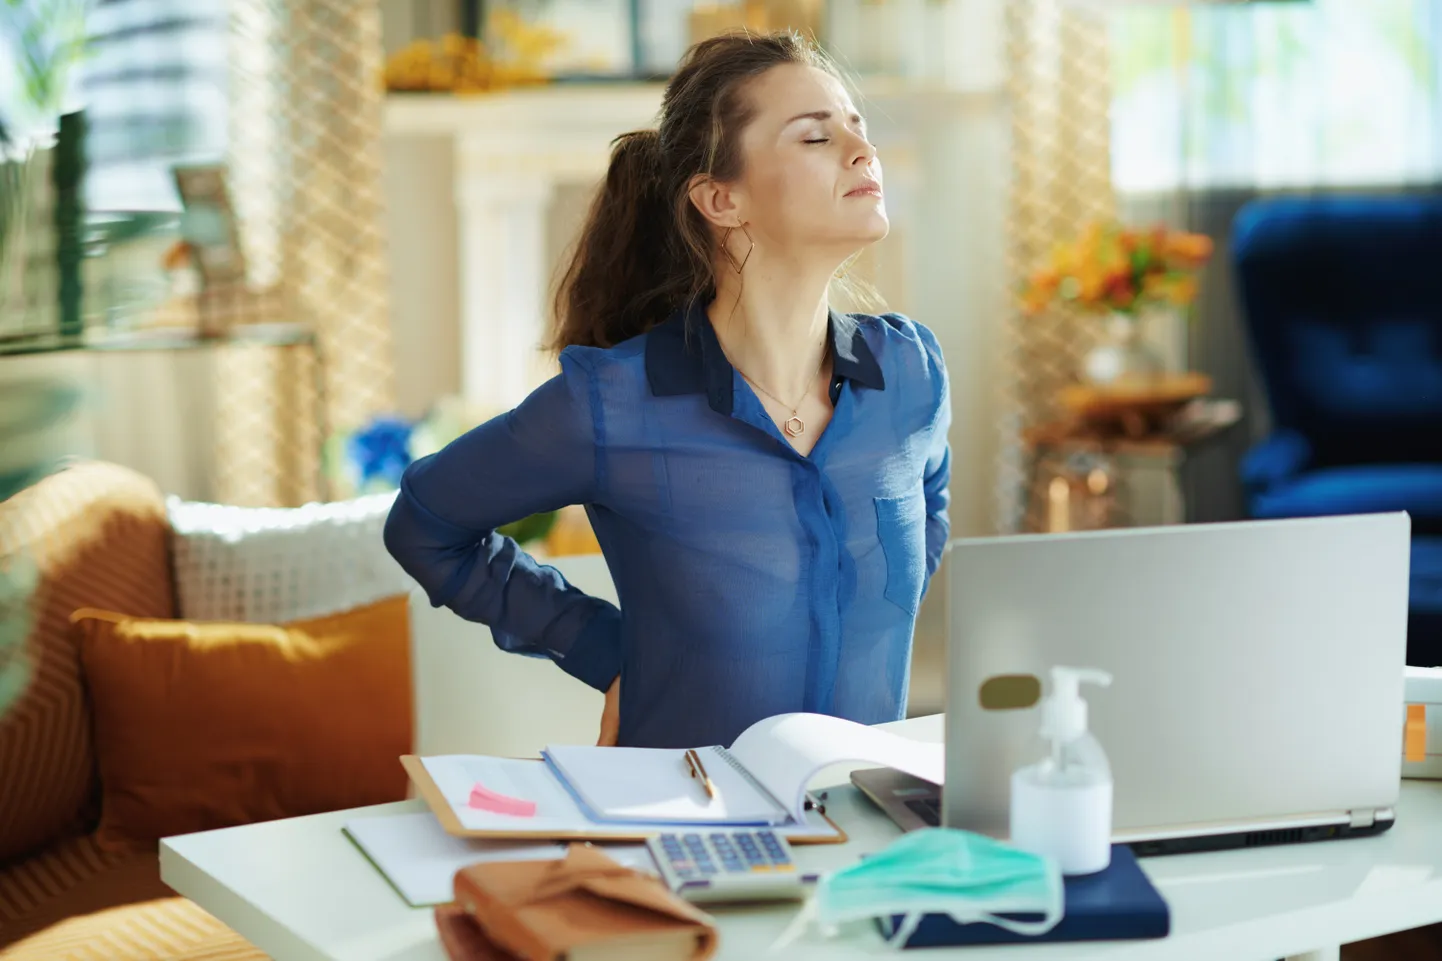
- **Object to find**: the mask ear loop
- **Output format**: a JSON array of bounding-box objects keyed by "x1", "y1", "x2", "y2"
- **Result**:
[
  {"x1": 890, "y1": 875, "x2": 1065, "y2": 947},
  {"x1": 974, "y1": 909, "x2": 1064, "y2": 938},
  {"x1": 886, "y1": 912, "x2": 927, "y2": 949},
  {"x1": 970, "y1": 871, "x2": 1066, "y2": 939},
  {"x1": 768, "y1": 893, "x2": 819, "y2": 953}
]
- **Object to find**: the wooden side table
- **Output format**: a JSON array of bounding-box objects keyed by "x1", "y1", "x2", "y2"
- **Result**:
[{"x1": 1022, "y1": 398, "x2": 1242, "y2": 533}]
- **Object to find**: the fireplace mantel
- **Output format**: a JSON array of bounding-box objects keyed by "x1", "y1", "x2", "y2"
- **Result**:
[{"x1": 387, "y1": 87, "x2": 666, "y2": 413}]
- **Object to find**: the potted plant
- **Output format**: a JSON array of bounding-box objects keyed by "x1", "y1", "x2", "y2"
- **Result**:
[
  {"x1": 328, "y1": 404, "x2": 560, "y2": 548},
  {"x1": 1019, "y1": 221, "x2": 1213, "y2": 385}
]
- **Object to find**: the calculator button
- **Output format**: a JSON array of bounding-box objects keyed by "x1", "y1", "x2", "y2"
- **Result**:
[
  {"x1": 772, "y1": 863, "x2": 796, "y2": 872},
  {"x1": 699, "y1": 863, "x2": 719, "y2": 874}
]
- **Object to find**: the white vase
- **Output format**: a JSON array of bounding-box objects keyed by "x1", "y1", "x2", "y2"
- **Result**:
[{"x1": 1081, "y1": 312, "x2": 1165, "y2": 386}]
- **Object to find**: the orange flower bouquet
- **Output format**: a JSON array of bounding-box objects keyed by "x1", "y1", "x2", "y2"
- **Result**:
[{"x1": 1020, "y1": 221, "x2": 1213, "y2": 317}]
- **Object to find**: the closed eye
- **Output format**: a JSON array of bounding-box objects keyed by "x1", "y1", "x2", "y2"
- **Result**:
[{"x1": 804, "y1": 138, "x2": 830, "y2": 144}]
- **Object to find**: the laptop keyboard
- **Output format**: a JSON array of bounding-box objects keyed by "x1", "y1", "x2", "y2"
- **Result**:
[{"x1": 904, "y1": 796, "x2": 942, "y2": 827}]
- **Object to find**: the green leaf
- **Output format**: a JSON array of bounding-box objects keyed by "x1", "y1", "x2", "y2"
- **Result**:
[{"x1": 498, "y1": 512, "x2": 559, "y2": 546}]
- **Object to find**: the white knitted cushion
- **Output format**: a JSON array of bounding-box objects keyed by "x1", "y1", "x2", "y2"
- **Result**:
[{"x1": 167, "y1": 491, "x2": 417, "y2": 624}]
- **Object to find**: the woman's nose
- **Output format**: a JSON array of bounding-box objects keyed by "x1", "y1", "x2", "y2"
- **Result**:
[{"x1": 848, "y1": 133, "x2": 876, "y2": 167}]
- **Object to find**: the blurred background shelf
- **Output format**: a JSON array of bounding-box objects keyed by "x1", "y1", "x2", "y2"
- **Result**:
[{"x1": 0, "y1": 322, "x2": 315, "y2": 358}]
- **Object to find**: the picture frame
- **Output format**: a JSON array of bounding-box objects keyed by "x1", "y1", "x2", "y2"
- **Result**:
[{"x1": 171, "y1": 163, "x2": 246, "y2": 287}]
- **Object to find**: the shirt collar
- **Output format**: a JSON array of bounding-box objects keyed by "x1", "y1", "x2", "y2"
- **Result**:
[{"x1": 644, "y1": 299, "x2": 886, "y2": 414}]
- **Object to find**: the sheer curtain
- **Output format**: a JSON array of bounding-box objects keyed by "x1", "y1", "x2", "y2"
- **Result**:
[{"x1": 1107, "y1": 1, "x2": 1442, "y2": 524}]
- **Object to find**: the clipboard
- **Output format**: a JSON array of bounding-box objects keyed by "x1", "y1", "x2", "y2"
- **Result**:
[{"x1": 401, "y1": 755, "x2": 849, "y2": 845}]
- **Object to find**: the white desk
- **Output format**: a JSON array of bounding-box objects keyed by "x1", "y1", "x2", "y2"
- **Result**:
[{"x1": 161, "y1": 715, "x2": 1442, "y2": 961}]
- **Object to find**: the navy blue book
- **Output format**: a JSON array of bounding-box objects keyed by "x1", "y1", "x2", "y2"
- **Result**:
[{"x1": 878, "y1": 845, "x2": 1170, "y2": 948}]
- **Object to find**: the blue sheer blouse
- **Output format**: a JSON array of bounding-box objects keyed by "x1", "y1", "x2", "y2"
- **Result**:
[{"x1": 384, "y1": 301, "x2": 951, "y2": 748}]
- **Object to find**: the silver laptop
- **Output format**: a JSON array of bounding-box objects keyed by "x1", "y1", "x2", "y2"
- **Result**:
[{"x1": 854, "y1": 512, "x2": 1411, "y2": 855}]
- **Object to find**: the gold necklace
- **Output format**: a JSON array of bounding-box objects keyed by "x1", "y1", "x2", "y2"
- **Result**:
[{"x1": 733, "y1": 353, "x2": 828, "y2": 438}]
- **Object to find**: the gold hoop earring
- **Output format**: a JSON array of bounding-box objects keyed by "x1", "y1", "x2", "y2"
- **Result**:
[{"x1": 721, "y1": 224, "x2": 754, "y2": 274}]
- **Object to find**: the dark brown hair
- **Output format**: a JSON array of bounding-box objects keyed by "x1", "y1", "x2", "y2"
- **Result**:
[{"x1": 550, "y1": 31, "x2": 841, "y2": 352}]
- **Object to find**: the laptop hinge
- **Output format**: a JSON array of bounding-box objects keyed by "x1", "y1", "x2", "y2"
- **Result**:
[{"x1": 1349, "y1": 808, "x2": 1376, "y2": 830}]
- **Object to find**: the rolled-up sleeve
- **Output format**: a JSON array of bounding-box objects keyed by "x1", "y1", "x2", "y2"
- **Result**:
[{"x1": 383, "y1": 350, "x2": 620, "y2": 691}]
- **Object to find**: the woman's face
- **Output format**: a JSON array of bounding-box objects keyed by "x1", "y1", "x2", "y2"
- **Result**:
[{"x1": 727, "y1": 64, "x2": 888, "y2": 258}]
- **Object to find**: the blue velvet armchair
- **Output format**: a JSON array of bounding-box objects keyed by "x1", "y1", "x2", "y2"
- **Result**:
[{"x1": 1233, "y1": 195, "x2": 1442, "y2": 664}]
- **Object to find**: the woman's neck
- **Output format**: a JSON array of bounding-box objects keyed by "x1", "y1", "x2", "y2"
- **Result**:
[{"x1": 707, "y1": 255, "x2": 836, "y2": 404}]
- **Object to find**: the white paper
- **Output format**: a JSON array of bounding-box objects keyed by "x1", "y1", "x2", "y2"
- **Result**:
[
  {"x1": 542, "y1": 744, "x2": 787, "y2": 824},
  {"x1": 344, "y1": 812, "x2": 566, "y2": 906},
  {"x1": 422, "y1": 755, "x2": 592, "y2": 832},
  {"x1": 728, "y1": 713, "x2": 945, "y2": 823}
]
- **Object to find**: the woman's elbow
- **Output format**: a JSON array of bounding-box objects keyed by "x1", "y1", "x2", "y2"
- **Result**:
[{"x1": 382, "y1": 487, "x2": 443, "y2": 583}]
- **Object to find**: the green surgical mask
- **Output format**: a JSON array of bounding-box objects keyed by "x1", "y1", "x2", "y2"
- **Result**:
[{"x1": 777, "y1": 828, "x2": 1064, "y2": 949}]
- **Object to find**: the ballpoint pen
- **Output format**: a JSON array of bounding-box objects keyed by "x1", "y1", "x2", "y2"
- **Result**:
[{"x1": 685, "y1": 748, "x2": 717, "y2": 801}]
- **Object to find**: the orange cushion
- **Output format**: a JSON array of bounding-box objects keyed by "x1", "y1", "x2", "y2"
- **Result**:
[{"x1": 71, "y1": 597, "x2": 413, "y2": 848}]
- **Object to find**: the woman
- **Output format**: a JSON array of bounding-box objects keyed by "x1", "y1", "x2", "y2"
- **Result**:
[{"x1": 384, "y1": 31, "x2": 951, "y2": 750}]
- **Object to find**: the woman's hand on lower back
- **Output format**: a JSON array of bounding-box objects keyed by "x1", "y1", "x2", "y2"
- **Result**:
[{"x1": 597, "y1": 676, "x2": 620, "y2": 746}]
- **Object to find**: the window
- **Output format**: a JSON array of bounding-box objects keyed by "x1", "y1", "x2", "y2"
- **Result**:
[
  {"x1": 1110, "y1": 1, "x2": 1442, "y2": 192},
  {"x1": 79, "y1": 0, "x2": 228, "y2": 212}
]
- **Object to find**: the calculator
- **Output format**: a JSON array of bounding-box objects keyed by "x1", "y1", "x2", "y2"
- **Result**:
[{"x1": 645, "y1": 829, "x2": 819, "y2": 904}]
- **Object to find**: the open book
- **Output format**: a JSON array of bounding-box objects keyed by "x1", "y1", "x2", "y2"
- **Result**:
[{"x1": 403, "y1": 713, "x2": 944, "y2": 843}]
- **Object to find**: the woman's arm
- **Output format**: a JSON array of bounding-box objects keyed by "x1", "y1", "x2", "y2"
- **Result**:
[
  {"x1": 919, "y1": 326, "x2": 952, "y2": 580},
  {"x1": 923, "y1": 403, "x2": 952, "y2": 580},
  {"x1": 383, "y1": 352, "x2": 620, "y2": 693}
]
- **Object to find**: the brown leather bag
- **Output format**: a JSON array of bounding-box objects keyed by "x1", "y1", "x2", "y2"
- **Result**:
[{"x1": 435, "y1": 843, "x2": 719, "y2": 961}]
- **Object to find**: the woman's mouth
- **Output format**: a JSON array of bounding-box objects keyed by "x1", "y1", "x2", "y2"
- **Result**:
[{"x1": 845, "y1": 182, "x2": 883, "y2": 198}]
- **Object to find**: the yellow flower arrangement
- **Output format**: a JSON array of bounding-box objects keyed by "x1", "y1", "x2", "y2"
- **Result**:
[
  {"x1": 1020, "y1": 221, "x2": 1214, "y2": 317},
  {"x1": 383, "y1": 12, "x2": 569, "y2": 94}
]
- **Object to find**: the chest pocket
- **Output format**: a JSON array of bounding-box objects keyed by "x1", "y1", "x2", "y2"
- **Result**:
[{"x1": 874, "y1": 488, "x2": 927, "y2": 617}]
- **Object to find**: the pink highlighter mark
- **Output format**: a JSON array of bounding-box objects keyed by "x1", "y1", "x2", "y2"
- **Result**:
[{"x1": 467, "y1": 782, "x2": 537, "y2": 818}]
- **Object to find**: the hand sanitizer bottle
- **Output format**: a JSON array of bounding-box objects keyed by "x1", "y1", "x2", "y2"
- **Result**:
[{"x1": 1009, "y1": 666, "x2": 1114, "y2": 875}]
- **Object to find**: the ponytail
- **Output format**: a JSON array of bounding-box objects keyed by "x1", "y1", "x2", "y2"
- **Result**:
[{"x1": 551, "y1": 130, "x2": 686, "y2": 351}]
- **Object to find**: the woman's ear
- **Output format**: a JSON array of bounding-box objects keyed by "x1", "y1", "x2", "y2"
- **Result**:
[{"x1": 687, "y1": 173, "x2": 744, "y2": 230}]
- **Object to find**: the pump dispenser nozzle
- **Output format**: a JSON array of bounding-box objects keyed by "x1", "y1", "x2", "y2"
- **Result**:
[{"x1": 1040, "y1": 666, "x2": 1112, "y2": 745}]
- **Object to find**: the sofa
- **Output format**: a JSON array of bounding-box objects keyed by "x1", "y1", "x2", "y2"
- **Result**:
[
  {"x1": 0, "y1": 460, "x2": 414, "y2": 960},
  {"x1": 1233, "y1": 195, "x2": 1442, "y2": 666}
]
